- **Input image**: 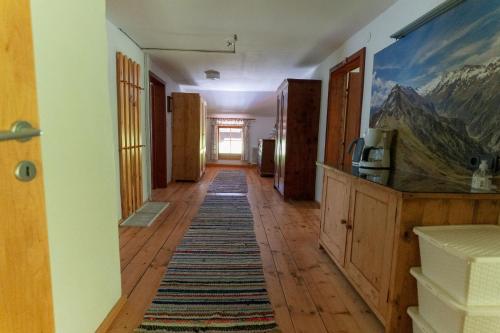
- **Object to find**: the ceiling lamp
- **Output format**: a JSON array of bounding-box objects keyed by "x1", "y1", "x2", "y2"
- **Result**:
[{"x1": 205, "y1": 70, "x2": 220, "y2": 80}]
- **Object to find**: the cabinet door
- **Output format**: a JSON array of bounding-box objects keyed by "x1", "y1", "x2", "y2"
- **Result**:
[
  {"x1": 274, "y1": 95, "x2": 281, "y2": 188},
  {"x1": 345, "y1": 182, "x2": 397, "y2": 318},
  {"x1": 278, "y1": 90, "x2": 287, "y2": 195},
  {"x1": 320, "y1": 170, "x2": 350, "y2": 266}
]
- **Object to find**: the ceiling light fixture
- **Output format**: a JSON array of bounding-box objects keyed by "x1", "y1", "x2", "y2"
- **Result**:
[{"x1": 205, "y1": 70, "x2": 220, "y2": 80}]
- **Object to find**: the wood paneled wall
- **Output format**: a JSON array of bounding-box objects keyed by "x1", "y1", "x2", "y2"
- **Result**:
[{"x1": 116, "y1": 52, "x2": 143, "y2": 220}]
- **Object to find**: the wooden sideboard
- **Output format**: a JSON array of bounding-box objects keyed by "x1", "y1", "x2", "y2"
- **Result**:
[{"x1": 318, "y1": 164, "x2": 500, "y2": 333}]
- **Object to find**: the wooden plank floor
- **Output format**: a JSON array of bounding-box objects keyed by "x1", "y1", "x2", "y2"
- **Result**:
[{"x1": 107, "y1": 166, "x2": 384, "y2": 333}]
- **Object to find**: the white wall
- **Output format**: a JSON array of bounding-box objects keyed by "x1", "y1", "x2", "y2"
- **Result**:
[
  {"x1": 106, "y1": 20, "x2": 147, "y2": 215},
  {"x1": 107, "y1": 20, "x2": 181, "y2": 215},
  {"x1": 312, "y1": 0, "x2": 446, "y2": 201},
  {"x1": 250, "y1": 117, "x2": 276, "y2": 163},
  {"x1": 31, "y1": 1, "x2": 122, "y2": 332}
]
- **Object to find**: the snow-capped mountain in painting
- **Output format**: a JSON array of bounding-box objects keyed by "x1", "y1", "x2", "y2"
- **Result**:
[{"x1": 369, "y1": 0, "x2": 500, "y2": 177}]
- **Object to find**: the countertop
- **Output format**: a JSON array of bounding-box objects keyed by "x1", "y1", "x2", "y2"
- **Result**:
[{"x1": 317, "y1": 162, "x2": 500, "y2": 194}]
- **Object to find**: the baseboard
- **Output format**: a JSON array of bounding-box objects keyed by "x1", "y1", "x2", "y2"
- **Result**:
[
  {"x1": 95, "y1": 295, "x2": 127, "y2": 333},
  {"x1": 206, "y1": 163, "x2": 256, "y2": 168}
]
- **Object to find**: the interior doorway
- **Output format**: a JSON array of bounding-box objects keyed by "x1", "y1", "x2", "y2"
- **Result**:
[
  {"x1": 218, "y1": 126, "x2": 243, "y2": 160},
  {"x1": 149, "y1": 72, "x2": 167, "y2": 189},
  {"x1": 324, "y1": 48, "x2": 366, "y2": 171}
]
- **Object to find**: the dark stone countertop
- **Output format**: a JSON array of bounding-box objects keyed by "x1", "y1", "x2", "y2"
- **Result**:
[{"x1": 317, "y1": 162, "x2": 500, "y2": 194}]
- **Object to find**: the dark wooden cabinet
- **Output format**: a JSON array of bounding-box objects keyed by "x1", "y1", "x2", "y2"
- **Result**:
[
  {"x1": 257, "y1": 139, "x2": 275, "y2": 176},
  {"x1": 274, "y1": 79, "x2": 321, "y2": 200}
]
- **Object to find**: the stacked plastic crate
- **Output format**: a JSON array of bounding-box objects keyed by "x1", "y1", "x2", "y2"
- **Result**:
[{"x1": 408, "y1": 225, "x2": 500, "y2": 333}]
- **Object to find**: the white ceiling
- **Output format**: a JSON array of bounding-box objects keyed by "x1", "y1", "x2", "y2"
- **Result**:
[{"x1": 106, "y1": 0, "x2": 396, "y2": 116}]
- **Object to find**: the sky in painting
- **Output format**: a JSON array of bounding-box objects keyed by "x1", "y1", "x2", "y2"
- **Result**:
[{"x1": 371, "y1": 0, "x2": 500, "y2": 108}]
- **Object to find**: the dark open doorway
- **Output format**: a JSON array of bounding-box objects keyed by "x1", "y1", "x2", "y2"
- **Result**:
[
  {"x1": 149, "y1": 72, "x2": 167, "y2": 189},
  {"x1": 324, "y1": 48, "x2": 366, "y2": 171}
]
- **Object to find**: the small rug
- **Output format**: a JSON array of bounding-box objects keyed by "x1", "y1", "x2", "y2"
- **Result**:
[
  {"x1": 208, "y1": 170, "x2": 248, "y2": 194},
  {"x1": 121, "y1": 202, "x2": 170, "y2": 227},
  {"x1": 135, "y1": 194, "x2": 280, "y2": 333}
]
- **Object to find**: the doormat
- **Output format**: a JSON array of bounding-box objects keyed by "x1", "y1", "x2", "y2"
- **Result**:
[{"x1": 120, "y1": 202, "x2": 170, "y2": 227}]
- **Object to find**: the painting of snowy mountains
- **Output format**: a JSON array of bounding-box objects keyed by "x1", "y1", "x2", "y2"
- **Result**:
[{"x1": 370, "y1": 0, "x2": 500, "y2": 178}]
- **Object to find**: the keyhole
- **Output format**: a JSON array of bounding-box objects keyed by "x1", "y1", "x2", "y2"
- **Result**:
[{"x1": 15, "y1": 161, "x2": 36, "y2": 182}]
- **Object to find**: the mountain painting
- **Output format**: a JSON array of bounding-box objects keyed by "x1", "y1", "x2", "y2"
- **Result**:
[{"x1": 370, "y1": 0, "x2": 500, "y2": 179}]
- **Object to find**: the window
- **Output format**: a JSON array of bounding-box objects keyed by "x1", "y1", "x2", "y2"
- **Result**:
[{"x1": 218, "y1": 127, "x2": 242, "y2": 159}]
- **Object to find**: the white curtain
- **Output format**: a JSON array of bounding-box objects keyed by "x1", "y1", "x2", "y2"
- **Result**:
[
  {"x1": 208, "y1": 118, "x2": 254, "y2": 162},
  {"x1": 241, "y1": 120, "x2": 251, "y2": 162},
  {"x1": 208, "y1": 119, "x2": 219, "y2": 161}
]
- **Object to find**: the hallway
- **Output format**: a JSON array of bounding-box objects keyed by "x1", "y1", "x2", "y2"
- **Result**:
[{"x1": 109, "y1": 167, "x2": 384, "y2": 333}]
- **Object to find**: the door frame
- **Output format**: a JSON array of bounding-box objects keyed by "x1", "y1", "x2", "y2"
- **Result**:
[
  {"x1": 324, "y1": 48, "x2": 366, "y2": 170},
  {"x1": 149, "y1": 71, "x2": 168, "y2": 189}
]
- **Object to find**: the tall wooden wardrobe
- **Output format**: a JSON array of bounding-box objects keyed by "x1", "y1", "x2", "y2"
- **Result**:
[
  {"x1": 172, "y1": 92, "x2": 207, "y2": 182},
  {"x1": 274, "y1": 79, "x2": 322, "y2": 200}
]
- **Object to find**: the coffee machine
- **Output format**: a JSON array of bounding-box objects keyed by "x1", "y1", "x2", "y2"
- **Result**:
[{"x1": 358, "y1": 128, "x2": 394, "y2": 171}]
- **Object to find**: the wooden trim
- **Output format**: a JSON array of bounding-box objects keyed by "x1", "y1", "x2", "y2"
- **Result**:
[
  {"x1": 206, "y1": 162, "x2": 254, "y2": 168},
  {"x1": 148, "y1": 70, "x2": 166, "y2": 85},
  {"x1": 95, "y1": 296, "x2": 127, "y2": 333}
]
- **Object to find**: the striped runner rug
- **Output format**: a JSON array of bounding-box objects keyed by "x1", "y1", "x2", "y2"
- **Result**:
[
  {"x1": 135, "y1": 173, "x2": 279, "y2": 332},
  {"x1": 207, "y1": 170, "x2": 248, "y2": 193}
]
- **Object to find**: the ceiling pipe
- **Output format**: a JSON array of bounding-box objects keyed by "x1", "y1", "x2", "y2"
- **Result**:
[{"x1": 119, "y1": 28, "x2": 238, "y2": 54}]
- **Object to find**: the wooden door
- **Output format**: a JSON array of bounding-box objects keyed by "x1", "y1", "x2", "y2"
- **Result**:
[
  {"x1": 324, "y1": 48, "x2": 365, "y2": 171},
  {"x1": 324, "y1": 72, "x2": 347, "y2": 167},
  {"x1": 199, "y1": 100, "x2": 207, "y2": 176},
  {"x1": 345, "y1": 182, "x2": 397, "y2": 318},
  {"x1": 149, "y1": 73, "x2": 167, "y2": 189},
  {"x1": 117, "y1": 52, "x2": 144, "y2": 219},
  {"x1": 342, "y1": 71, "x2": 362, "y2": 169},
  {"x1": 274, "y1": 95, "x2": 281, "y2": 189},
  {"x1": 319, "y1": 170, "x2": 350, "y2": 266},
  {"x1": 0, "y1": 1, "x2": 55, "y2": 331}
]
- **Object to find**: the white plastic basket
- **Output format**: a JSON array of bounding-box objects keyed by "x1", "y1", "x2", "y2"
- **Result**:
[
  {"x1": 407, "y1": 307, "x2": 436, "y2": 333},
  {"x1": 411, "y1": 267, "x2": 500, "y2": 333},
  {"x1": 414, "y1": 225, "x2": 500, "y2": 306}
]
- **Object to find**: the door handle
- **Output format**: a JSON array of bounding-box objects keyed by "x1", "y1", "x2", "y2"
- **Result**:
[{"x1": 0, "y1": 121, "x2": 42, "y2": 142}]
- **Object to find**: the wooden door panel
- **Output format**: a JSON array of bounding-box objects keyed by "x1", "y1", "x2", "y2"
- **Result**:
[
  {"x1": 278, "y1": 90, "x2": 287, "y2": 194},
  {"x1": 346, "y1": 182, "x2": 396, "y2": 316},
  {"x1": 324, "y1": 73, "x2": 346, "y2": 167},
  {"x1": 1, "y1": 1, "x2": 54, "y2": 331},
  {"x1": 320, "y1": 171, "x2": 350, "y2": 265},
  {"x1": 342, "y1": 72, "x2": 362, "y2": 171},
  {"x1": 150, "y1": 75, "x2": 167, "y2": 189},
  {"x1": 274, "y1": 95, "x2": 281, "y2": 188}
]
